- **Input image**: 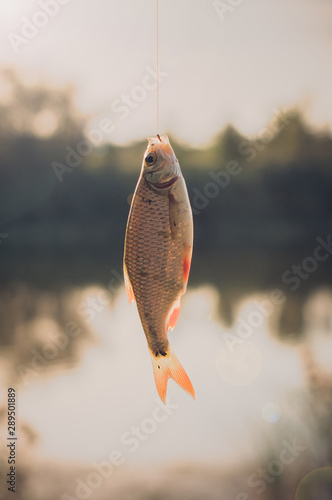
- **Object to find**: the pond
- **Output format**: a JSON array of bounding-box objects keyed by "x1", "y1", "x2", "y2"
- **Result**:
[{"x1": 1, "y1": 283, "x2": 331, "y2": 499}]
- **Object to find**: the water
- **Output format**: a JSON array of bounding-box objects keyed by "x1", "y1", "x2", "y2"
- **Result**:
[{"x1": 1, "y1": 284, "x2": 332, "y2": 499}]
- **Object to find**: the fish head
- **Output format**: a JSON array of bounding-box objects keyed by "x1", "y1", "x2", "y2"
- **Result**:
[{"x1": 142, "y1": 135, "x2": 180, "y2": 188}]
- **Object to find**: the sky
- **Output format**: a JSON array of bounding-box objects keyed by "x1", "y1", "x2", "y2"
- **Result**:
[{"x1": 0, "y1": 0, "x2": 331, "y2": 146}]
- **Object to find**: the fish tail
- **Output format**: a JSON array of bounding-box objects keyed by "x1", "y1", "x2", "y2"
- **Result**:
[{"x1": 150, "y1": 346, "x2": 195, "y2": 403}]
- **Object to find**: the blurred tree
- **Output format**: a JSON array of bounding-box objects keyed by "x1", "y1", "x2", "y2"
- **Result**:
[{"x1": 0, "y1": 68, "x2": 331, "y2": 342}]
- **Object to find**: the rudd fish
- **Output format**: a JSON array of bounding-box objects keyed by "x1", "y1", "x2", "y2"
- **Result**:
[{"x1": 123, "y1": 134, "x2": 195, "y2": 403}]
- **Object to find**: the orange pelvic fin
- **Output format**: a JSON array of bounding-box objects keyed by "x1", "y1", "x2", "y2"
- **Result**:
[
  {"x1": 183, "y1": 247, "x2": 192, "y2": 285},
  {"x1": 166, "y1": 296, "x2": 181, "y2": 332},
  {"x1": 150, "y1": 346, "x2": 195, "y2": 403},
  {"x1": 123, "y1": 262, "x2": 135, "y2": 304}
]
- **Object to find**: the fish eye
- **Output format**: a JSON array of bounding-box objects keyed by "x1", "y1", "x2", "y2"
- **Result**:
[{"x1": 145, "y1": 152, "x2": 157, "y2": 166}]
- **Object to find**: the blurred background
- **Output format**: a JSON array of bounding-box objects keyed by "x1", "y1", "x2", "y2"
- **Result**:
[{"x1": 1, "y1": 0, "x2": 332, "y2": 499}]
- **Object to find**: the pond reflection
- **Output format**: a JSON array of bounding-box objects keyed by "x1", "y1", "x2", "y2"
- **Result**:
[{"x1": 0, "y1": 284, "x2": 332, "y2": 499}]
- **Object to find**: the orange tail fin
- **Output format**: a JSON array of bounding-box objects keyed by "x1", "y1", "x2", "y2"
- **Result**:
[{"x1": 150, "y1": 346, "x2": 195, "y2": 403}]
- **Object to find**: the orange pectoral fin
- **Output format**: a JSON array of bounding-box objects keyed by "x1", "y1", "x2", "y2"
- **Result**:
[{"x1": 123, "y1": 261, "x2": 135, "y2": 304}]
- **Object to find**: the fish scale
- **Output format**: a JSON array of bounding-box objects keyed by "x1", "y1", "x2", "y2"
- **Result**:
[{"x1": 125, "y1": 178, "x2": 183, "y2": 354}]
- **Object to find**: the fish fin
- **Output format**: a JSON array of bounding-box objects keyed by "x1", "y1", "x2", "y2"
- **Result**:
[
  {"x1": 164, "y1": 246, "x2": 192, "y2": 332},
  {"x1": 165, "y1": 296, "x2": 182, "y2": 332},
  {"x1": 183, "y1": 247, "x2": 192, "y2": 285},
  {"x1": 123, "y1": 261, "x2": 135, "y2": 304},
  {"x1": 150, "y1": 346, "x2": 195, "y2": 403}
]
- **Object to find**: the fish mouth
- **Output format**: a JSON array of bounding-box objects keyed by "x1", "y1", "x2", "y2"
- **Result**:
[
  {"x1": 148, "y1": 134, "x2": 173, "y2": 156},
  {"x1": 144, "y1": 134, "x2": 179, "y2": 188}
]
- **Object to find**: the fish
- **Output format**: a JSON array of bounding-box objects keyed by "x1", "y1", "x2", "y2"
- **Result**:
[{"x1": 123, "y1": 134, "x2": 195, "y2": 403}]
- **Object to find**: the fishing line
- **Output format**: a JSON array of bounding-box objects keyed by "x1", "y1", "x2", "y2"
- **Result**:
[{"x1": 156, "y1": 0, "x2": 159, "y2": 134}]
